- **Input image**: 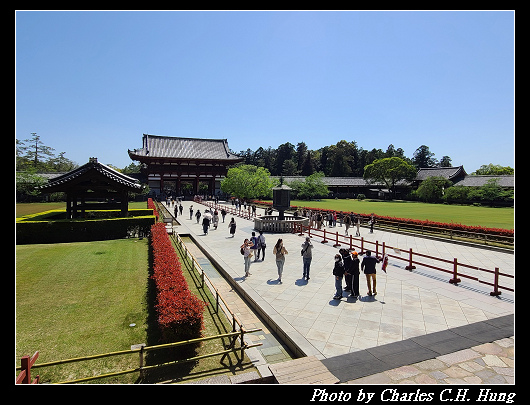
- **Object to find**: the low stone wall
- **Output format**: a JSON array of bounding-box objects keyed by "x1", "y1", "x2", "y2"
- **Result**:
[{"x1": 254, "y1": 215, "x2": 309, "y2": 233}]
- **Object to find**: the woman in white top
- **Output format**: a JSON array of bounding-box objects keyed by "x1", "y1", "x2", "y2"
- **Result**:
[{"x1": 241, "y1": 238, "x2": 254, "y2": 277}]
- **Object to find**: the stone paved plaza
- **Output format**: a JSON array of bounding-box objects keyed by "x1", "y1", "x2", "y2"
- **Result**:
[{"x1": 162, "y1": 200, "x2": 514, "y2": 383}]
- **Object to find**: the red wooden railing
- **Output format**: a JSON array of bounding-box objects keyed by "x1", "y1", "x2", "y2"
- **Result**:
[
  {"x1": 293, "y1": 223, "x2": 513, "y2": 297},
  {"x1": 15, "y1": 351, "x2": 40, "y2": 384},
  {"x1": 198, "y1": 201, "x2": 513, "y2": 297}
]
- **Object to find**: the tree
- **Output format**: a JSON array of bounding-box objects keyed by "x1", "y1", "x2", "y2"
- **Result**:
[
  {"x1": 363, "y1": 157, "x2": 417, "y2": 199},
  {"x1": 442, "y1": 185, "x2": 470, "y2": 204},
  {"x1": 288, "y1": 172, "x2": 329, "y2": 200},
  {"x1": 301, "y1": 150, "x2": 315, "y2": 176},
  {"x1": 18, "y1": 133, "x2": 56, "y2": 171},
  {"x1": 468, "y1": 178, "x2": 508, "y2": 206},
  {"x1": 16, "y1": 171, "x2": 47, "y2": 201},
  {"x1": 414, "y1": 176, "x2": 451, "y2": 202},
  {"x1": 296, "y1": 142, "x2": 308, "y2": 173},
  {"x1": 412, "y1": 145, "x2": 438, "y2": 169},
  {"x1": 472, "y1": 164, "x2": 514, "y2": 175},
  {"x1": 220, "y1": 165, "x2": 278, "y2": 199},
  {"x1": 439, "y1": 156, "x2": 452, "y2": 167},
  {"x1": 275, "y1": 142, "x2": 296, "y2": 176}
]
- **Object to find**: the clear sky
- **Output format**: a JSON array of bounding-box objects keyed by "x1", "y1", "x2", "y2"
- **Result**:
[{"x1": 16, "y1": 10, "x2": 514, "y2": 172}]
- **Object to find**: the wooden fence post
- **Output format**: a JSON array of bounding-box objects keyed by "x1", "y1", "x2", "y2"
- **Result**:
[
  {"x1": 333, "y1": 230, "x2": 341, "y2": 247},
  {"x1": 17, "y1": 351, "x2": 39, "y2": 384},
  {"x1": 490, "y1": 267, "x2": 502, "y2": 296},
  {"x1": 405, "y1": 248, "x2": 416, "y2": 270},
  {"x1": 449, "y1": 258, "x2": 461, "y2": 284},
  {"x1": 322, "y1": 228, "x2": 328, "y2": 243}
]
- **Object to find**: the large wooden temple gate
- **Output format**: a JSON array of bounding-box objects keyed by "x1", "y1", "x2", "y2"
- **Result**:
[{"x1": 128, "y1": 134, "x2": 243, "y2": 197}]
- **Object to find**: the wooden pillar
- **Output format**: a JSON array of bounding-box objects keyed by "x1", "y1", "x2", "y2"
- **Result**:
[
  {"x1": 66, "y1": 193, "x2": 72, "y2": 219},
  {"x1": 121, "y1": 191, "x2": 128, "y2": 217}
]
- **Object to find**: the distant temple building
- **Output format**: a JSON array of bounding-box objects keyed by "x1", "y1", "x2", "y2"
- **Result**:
[{"x1": 128, "y1": 134, "x2": 243, "y2": 196}]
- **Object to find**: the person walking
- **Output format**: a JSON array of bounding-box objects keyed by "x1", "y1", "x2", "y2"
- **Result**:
[
  {"x1": 241, "y1": 238, "x2": 254, "y2": 277},
  {"x1": 256, "y1": 230, "x2": 266, "y2": 261},
  {"x1": 344, "y1": 213, "x2": 351, "y2": 235},
  {"x1": 301, "y1": 237, "x2": 313, "y2": 280},
  {"x1": 369, "y1": 214, "x2": 375, "y2": 233},
  {"x1": 195, "y1": 209, "x2": 202, "y2": 224},
  {"x1": 355, "y1": 215, "x2": 361, "y2": 236},
  {"x1": 228, "y1": 217, "x2": 237, "y2": 237},
  {"x1": 272, "y1": 238, "x2": 288, "y2": 283},
  {"x1": 250, "y1": 232, "x2": 260, "y2": 262},
  {"x1": 361, "y1": 250, "x2": 381, "y2": 296},
  {"x1": 212, "y1": 209, "x2": 219, "y2": 229},
  {"x1": 221, "y1": 208, "x2": 227, "y2": 223},
  {"x1": 333, "y1": 254, "x2": 345, "y2": 300},
  {"x1": 202, "y1": 213, "x2": 210, "y2": 235},
  {"x1": 189, "y1": 205, "x2": 194, "y2": 220}
]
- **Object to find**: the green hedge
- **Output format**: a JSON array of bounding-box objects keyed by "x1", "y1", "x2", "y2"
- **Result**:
[{"x1": 16, "y1": 209, "x2": 156, "y2": 244}]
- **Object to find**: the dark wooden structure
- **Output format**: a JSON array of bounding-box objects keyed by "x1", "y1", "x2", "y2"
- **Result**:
[
  {"x1": 40, "y1": 157, "x2": 143, "y2": 218},
  {"x1": 128, "y1": 134, "x2": 243, "y2": 197}
]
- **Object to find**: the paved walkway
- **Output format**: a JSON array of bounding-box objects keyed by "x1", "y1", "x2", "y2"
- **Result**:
[
  {"x1": 162, "y1": 200, "x2": 514, "y2": 383},
  {"x1": 346, "y1": 335, "x2": 514, "y2": 384}
]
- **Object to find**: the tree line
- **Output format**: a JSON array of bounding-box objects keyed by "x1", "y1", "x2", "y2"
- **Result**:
[{"x1": 236, "y1": 141, "x2": 453, "y2": 177}]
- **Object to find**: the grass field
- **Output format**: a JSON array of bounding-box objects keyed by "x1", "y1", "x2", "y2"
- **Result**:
[
  {"x1": 16, "y1": 239, "x2": 149, "y2": 383},
  {"x1": 286, "y1": 199, "x2": 514, "y2": 230},
  {"x1": 16, "y1": 219, "x2": 253, "y2": 383}
]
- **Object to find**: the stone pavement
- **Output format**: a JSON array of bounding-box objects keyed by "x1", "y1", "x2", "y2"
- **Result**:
[
  {"x1": 162, "y1": 200, "x2": 514, "y2": 383},
  {"x1": 346, "y1": 335, "x2": 514, "y2": 384},
  {"x1": 181, "y1": 236, "x2": 295, "y2": 367}
]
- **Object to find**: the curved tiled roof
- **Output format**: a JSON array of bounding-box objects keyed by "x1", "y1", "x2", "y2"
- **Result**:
[
  {"x1": 128, "y1": 134, "x2": 242, "y2": 161},
  {"x1": 40, "y1": 158, "x2": 142, "y2": 192},
  {"x1": 415, "y1": 166, "x2": 467, "y2": 181},
  {"x1": 454, "y1": 175, "x2": 514, "y2": 188}
]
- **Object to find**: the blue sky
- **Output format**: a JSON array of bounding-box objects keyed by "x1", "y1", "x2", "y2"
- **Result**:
[{"x1": 16, "y1": 11, "x2": 514, "y2": 172}]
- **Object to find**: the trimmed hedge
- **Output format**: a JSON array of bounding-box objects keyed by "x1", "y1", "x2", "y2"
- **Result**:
[
  {"x1": 149, "y1": 222, "x2": 205, "y2": 344},
  {"x1": 16, "y1": 209, "x2": 156, "y2": 244}
]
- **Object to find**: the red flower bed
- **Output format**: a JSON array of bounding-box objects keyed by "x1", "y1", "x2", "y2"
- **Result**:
[{"x1": 150, "y1": 222, "x2": 204, "y2": 343}]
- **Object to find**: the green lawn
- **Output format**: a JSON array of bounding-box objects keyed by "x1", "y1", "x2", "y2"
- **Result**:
[
  {"x1": 287, "y1": 199, "x2": 514, "y2": 230},
  {"x1": 16, "y1": 226, "x2": 253, "y2": 384},
  {"x1": 16, "y1": 238, "x2": 150, "y2": 383}
]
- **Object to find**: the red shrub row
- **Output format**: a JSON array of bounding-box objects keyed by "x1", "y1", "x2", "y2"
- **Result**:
[
  {"x1": 150, "y1": 222, "x2": 204, "y2": 343},
  {"x1": 253, "y1": 200, "x2": 513, "y2": 237},
  {"x1": 147, "y1": 198, "x2": 159, "y2": 220}
]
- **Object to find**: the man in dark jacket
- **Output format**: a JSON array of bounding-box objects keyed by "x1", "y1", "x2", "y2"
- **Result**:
[{"x1": 361, "y1": 250, "x2": 380, "y2": 296}]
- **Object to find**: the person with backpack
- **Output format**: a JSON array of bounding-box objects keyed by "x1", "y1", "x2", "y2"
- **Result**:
[{"x1": 272, "y1": 238, "x2": 288, "y2": 283}]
